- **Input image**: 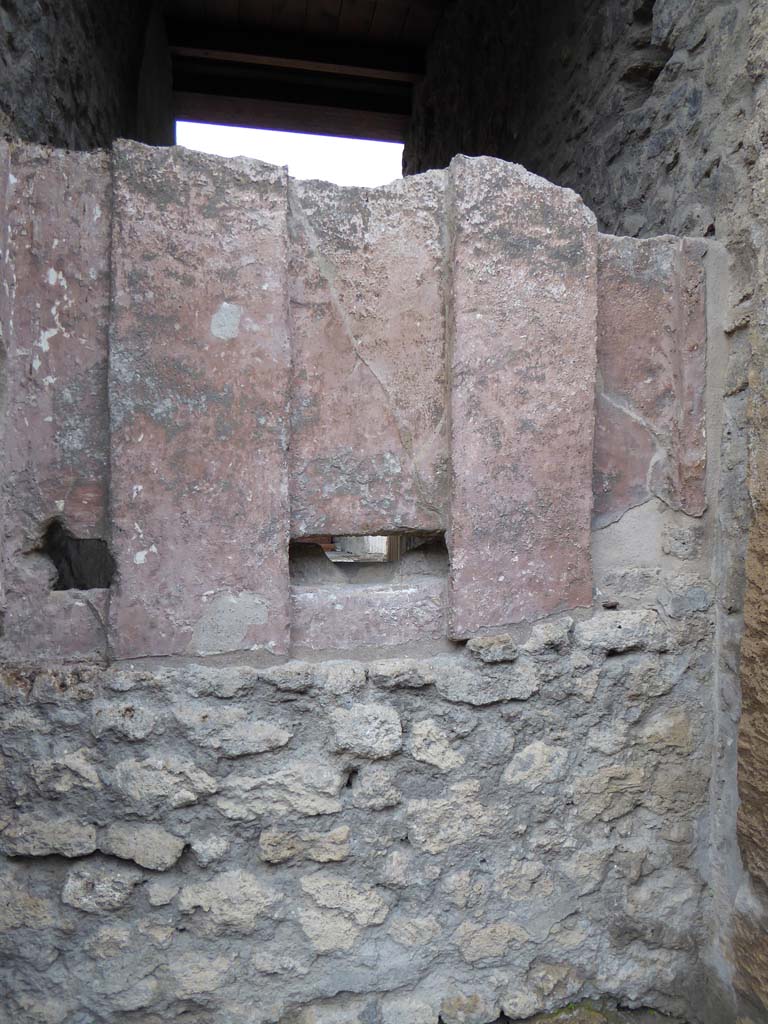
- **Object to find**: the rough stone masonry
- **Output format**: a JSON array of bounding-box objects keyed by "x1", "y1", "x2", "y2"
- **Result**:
[{"x1": 0, "y1": 141, "x2": 732, "y2": 1023}]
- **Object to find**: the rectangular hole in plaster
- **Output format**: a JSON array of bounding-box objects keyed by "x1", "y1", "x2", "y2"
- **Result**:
[
  {"x1": 37, "y1": 519, "x2": 116, "y2": 591},
  {"x1": 289, "y1": 532, "x2": 448, "y2": 583}
]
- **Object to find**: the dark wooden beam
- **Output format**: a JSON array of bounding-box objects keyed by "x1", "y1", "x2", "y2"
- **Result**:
[
  {"x1": 172, "y1": 56, "x2": 412, "y2": 112},
  {"x1": 166, "y1": 20, "x2": 425, "y2": 77},
  {"x1": 174, "y1": 91, "x2": 407, "y2": 141},
  {"x1": 170, "y1": 44, "x2": 422, "y2": 82}
]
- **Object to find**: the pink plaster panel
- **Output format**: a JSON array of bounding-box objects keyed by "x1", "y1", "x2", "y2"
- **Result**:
[
  {"x1": 0, "y1": 144, "x2": 111, "y2": 661},
  {"x1": 594, "y1": 236, "x2": 707, "y2": 526},
  {"x1": 108, "y1": 143, "x2": 291, "y2": 659},
  {"x1": 291, "y1": 577, "x2": 446, "y2": 652},
  {"x1": 288, "y1": 173, "x2": 448, "y2": 537},
  {"x1": 447, "y1": 157, "x2": 598, "y2": 637},
  {"x1": 0, "y1": 143, "x2": 717, "y2": 663}
]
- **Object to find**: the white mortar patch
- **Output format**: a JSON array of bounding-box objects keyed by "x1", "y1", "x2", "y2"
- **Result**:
[{"x1": 210, "y1": 302, "x2": 243, "y2": 341}]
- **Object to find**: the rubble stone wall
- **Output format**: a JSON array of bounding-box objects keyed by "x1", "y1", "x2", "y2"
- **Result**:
[
  {"x1": 0, "y1": 0, "x2": 162, "y2": 150},
  {"x1": 406, "y1": 1, "x2": 765, "y2": 1016},
  {"x1": 0, "y1": 606, "x2": 714, "y2": 1024}
]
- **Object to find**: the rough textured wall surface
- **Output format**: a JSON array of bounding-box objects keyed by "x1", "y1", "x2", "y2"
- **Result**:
[
  {"x1": 734, "y1": 0, "x2": 768, "y2": 1016},
  {"x1": 406, "y1": 0, "x2": 761, "y2": 1015},
  {"x1": 0, "y1": 140, "x2": 731, "y2": 1023},
  {"x1": 402, "y1": 0, "x2": 530, "y2": 177},
  {"x1": 0, "y1": 0, "x2": 154, "y2": 149},
  {"x1": 0, "y1": 605, "x2": 713, "y2": 1024}
]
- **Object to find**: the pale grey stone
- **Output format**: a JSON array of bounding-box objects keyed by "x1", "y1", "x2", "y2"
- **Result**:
[
  {"x1": 300, "y1": 871, "x2": 390, "y2": 926},
  {"x1": 179, "y1": 869, "x2": 279, "y2": 933},
  {"x1": 368, "y1": 658, "x2": 429, "y2": 689},
  {"x1": 0, "y1": 814, "x2": 97, "y2": 857},
  {"x1": 191, "y1": 834, "x2": 231, "y2": 866},
  {"x1": 406, "y1": 781, "x2": 498, "y2": 854},
  {"x1": 502, "y1": 740, "x2": 569, "y2": 788},
  {"x1": 659, "y1": 575, "x2": 714, "y2": 619},
  {"x1": 174, "y1": 703, "x2": 293, "y2": 757},
  {"x1": 635, "y1": 709, "x2": 693, "y2": 751},
  {"x1": 147, "y1": 878, "x2": 180, "y2": 906},
  {"x1": 574, "y1": 610, "x2": 670, "y2": 653},
  {"x1": 62, "y1": 859, "x2": 143, "y2": 913},
  {"x1": 168, "y1": 951, "x2": 230, "y2": 997},
  {"x1": 381, "y1": 849, "x2": 441, "y2": 888},
  {"x1": 521, "y1": 617, "x2": 573, "y2": 655},
  {"x1": 314, "y1": 662, "x2": 366, "y2": 696},
  {"x1": 466, "y1": 634, "x2": 519, "y2": 663},
  {"x1": 424, "y1": 656, "x2": 540, "y2": 705},
  {"x1": 407, "y1": 718, "x2": 465, "y2": 770},
  {"x1": 388, "y1": 914, "x2": 442, "y2": 947},
  {"x1": 452, "y1": 918, "x2": 529, "y2": 962},
  {"x1": 109, "y1": 755, "x2": 218, "y2": 810},
  {"x1": 330, "y1": 703, "x2": 402, "y2": 758},
  {"x1": 30, "y1": 749, "x2": 100, "y2": 795},
  {"x1": 291, "y1": 996, "x2": 370, "y2": 1023},
  {"x1": 662, "y1": 522, "x2": 703, "y2": 560},
  {"x1": 350, "y1": 763, "x2": 401, "y2": 810},
  {"x1": 101, "y1": 822, "x2": 185, "y2": 870},
  {"x1": 90, "y1": 699, "x2": 159, "y2": 740},
  {"x1": 495, "y1": 859, "x2": 551, "y2": 900},
  {"x1": 215, "y1": 759, "x2": 344, "y2": 820},
  {"x1": 298, "y1": 906, "x2": 361, "y2": 953},
  {"x1": 261, "y1": 663, "x2": 314, "y2": 693},
  {"x1": 259, "y1": 824, "x2": 350, "y2": 864},
  {"x1": 380, "y1": 993, "x2": 436, "y2": 1024}
]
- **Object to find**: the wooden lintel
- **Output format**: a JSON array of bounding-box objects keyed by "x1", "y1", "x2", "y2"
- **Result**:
[
  {"x1": 170, "y1": 45, "x2": 422, "y2": 83},
  {"x1": 166, "y1": 21, "x2": 425, "y2": 76},
  {"x1": 174, "y1": 91, "x2": 408, "y2": 143}
]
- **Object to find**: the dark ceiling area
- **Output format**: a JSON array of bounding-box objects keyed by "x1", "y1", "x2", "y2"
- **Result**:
[{"x1": 165, "y1": 0, "x2": 453, "y2": 141}]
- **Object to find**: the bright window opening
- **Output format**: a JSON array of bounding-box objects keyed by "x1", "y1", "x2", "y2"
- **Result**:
[
  {"x1": 175, "y1": 122, "x2": 403, "y2": 188},
  {"x1": 292, "y1": 533, "x2": 445, "y2": 565}
]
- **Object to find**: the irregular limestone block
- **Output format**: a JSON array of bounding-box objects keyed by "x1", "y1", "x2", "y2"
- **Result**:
[
  {"x1": 258, "y1": 824, "x2": 350, "y2": 864},
  {"x1": 0, "y1": 813, "x2": 97, "y2": 858},
  {"x1": 214, "y1": 759, "x2": 344, "y2": 820},
  {"x1": 406, "y1": 779, "x2": 498, "y2": 854},
  {"x1": 421, "y1": 654, "x2": 540, "y2": 705},
  {"x1": 447, "y1": 156, "x2": 597, "y2": 637},
  {"x1": 573, "y1": 609, "x2": 669, "y2": 653},
  {"x1": 329, "y1": 702, "x2": 403, "y2": 758},
  {"x1": 178, "y1": 869, "x2": 279, "y2": 934},
  {"x1": 595, "y1": 236, "x2": 708, "y2": 525},
  {"x1": 62, "y1": 859, "x2": 143, "y2": 914},
  {"x1": 408, "y1": 718, "x2": 465, "y2": 770},
  {"x1": 100, "y1": 822, "x2": 185, "y2": 871},
  {"x1": 108, "y1": 142, "x2": 291, "y2": 658},
  {"x1": 0, "y1": 144, "x2": 111, "y2": 661},
  {"x1": 299, "y1": 871, "x2": 390, "y2": 926},
  {"x1": 289, "y1": 173, "x2": 448, "y2": 537},
  {"x1": 466, "y1": 635, "x2": 519, "y2": 664},
  {"x1": 502, "y1": 740, "x2": 569, "y2": 789}
]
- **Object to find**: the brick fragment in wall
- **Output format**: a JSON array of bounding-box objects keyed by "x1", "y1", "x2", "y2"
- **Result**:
[
  {"x1": 595, "y1": 235, "x2": 708, "y2": 526},
  {"x1": 0, "y1": 143, "x2": 111, "y2": 661},
  {"x1": 447, "y1": 156, "x2": 598, "y2": 637},
  {"x1": 107, "y1": 143, "x2": 292, "y2": 658}
]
